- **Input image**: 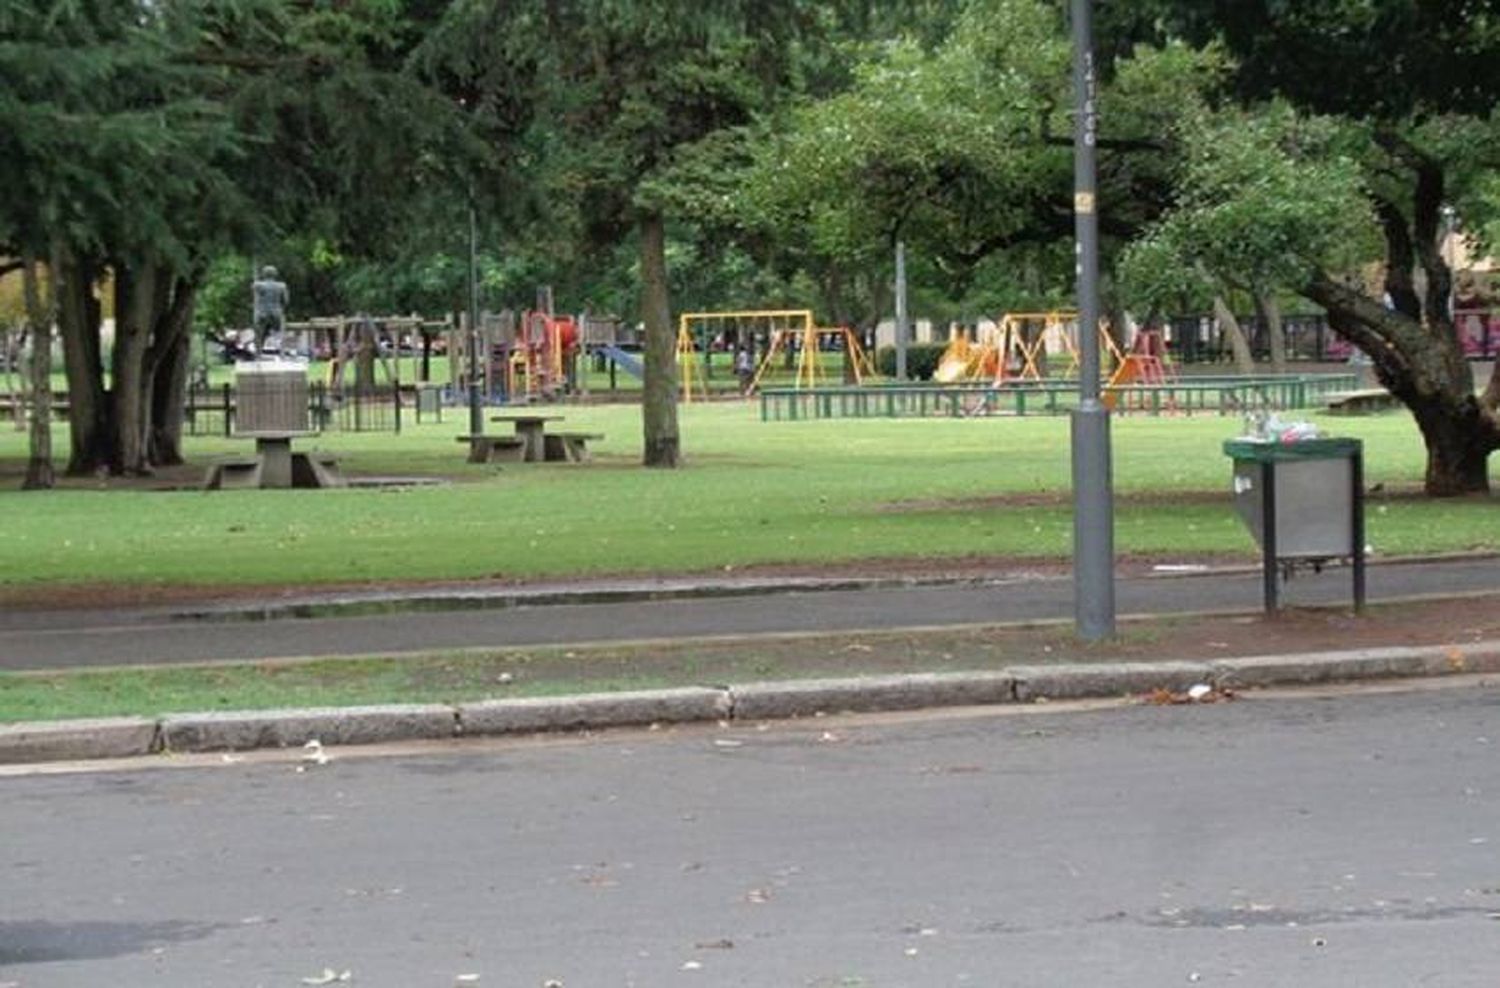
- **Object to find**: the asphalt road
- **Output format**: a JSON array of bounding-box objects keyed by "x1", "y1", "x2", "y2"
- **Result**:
[
  {"x1": 1, "y1": 558, "x2": 1498, "y2": 670},
  {"x1": 2, "y1": 681, "x2": 1498, "y2": 986}
]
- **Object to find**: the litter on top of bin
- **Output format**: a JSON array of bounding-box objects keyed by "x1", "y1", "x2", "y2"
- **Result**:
[{"x1": 1241, "y1": 412, "x2": 1322, "y2": 443}]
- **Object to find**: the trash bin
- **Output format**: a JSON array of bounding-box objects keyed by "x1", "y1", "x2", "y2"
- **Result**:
[
  {"x1": 1223, "y1": 437, "x2": 1365, "y2": 613},
  {"x1": 415, "y1": 384, "x2": 443, "y2": 423},
  {"x1": 235, "y1": 360, "x2": 310, "y2": 434}
]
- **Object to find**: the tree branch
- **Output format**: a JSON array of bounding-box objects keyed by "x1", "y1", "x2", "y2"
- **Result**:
[
  {"x1": 1370, "y1": 195, "x2": 1421, "y2": 319},
  {"x1": 1041, "y1": 135, "x2": 1167, "y2": 153}
]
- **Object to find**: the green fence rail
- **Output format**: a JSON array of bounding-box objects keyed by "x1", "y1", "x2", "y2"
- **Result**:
[{"x1": 758, "y1": 374, "x2": 1361, "y2": 422}]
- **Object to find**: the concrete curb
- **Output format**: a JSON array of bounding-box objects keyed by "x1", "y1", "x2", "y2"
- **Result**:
[
  {"x1": 731, "y1": 672, "x2": 1016, "y2": 720},
  {"x1": 458, "y1": 688, "x2": 730, "y2": 736},
  {"x1": 160, "y1": 704, "x2": 456, "y2": 752},
  {"x1": 1010, "y1": 661, "x2": 1212, "y2": 702},
  {"x1": 0, "y1": 717, "x2": 159, "y2": 764},
  {"x1": 5, "y1": 641, "x2": 1499, "y2": 765}
]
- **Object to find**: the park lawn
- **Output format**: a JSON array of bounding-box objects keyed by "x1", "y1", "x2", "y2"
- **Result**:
[{"x1": 0, "y1": 403, "x2": 1493, "y2": 592}]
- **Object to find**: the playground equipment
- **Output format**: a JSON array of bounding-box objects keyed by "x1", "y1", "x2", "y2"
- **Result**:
[
  {"x1": 1103, "y1": 327, "x2": 1177, "y2": 411},
  {"x1": 934, "y1": 311, "x2": 1080, "y2": 386},
  {"x1": 446, "y1": 297, "x2": 620, "y2": 403},
  {"x1": 676, "y1": 309, "x2": 874, "y2": 397},
  {"x1": 507, "y1": 309, "x2": 579, "y2": 401},
  {"x1": 676, "y1": 323, "x2": 708, "y2": 402},
  {"x1": 1057, "y1": 314, "x2": 1125, "y2": 379}
]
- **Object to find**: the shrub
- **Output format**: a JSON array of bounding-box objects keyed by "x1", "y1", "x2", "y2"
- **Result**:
[{"x1": 874, "y1": 343, "x2": 948, "y2": 381}]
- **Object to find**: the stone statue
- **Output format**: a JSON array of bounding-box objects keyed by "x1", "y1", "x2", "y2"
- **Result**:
[{"x1": 251, "y1": 265, "x2": 290, "y2": 354}]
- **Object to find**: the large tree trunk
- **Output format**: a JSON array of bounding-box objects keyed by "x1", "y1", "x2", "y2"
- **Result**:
[
  {"x1": 57, "y1": 252, "x2": 110, "y2": 474},
  {"x1": 20, "y1": 251, "x2": 56, "y2": 490},
  {"x1": 1305, "y1": 274, "x2": 1498, "y2": 495},
  {"x1": 821, "y1": 264, "x2": 859, "y2": 384},
  {"x1": 1255, "y1": 291, "x2": 1287, "y2": 373},
  {"x1": 148, "y1": 280, "x2": 197, "y2": 466},
  {"x1": 111, "y1": 261, "x2": 163, "y2": 476},
  {"x1": 1212, "y1": 294, "x2": 1255, "y2": 375},
  {"x1": 638, "y1": 210, "x2": 680, "y2": 468}
]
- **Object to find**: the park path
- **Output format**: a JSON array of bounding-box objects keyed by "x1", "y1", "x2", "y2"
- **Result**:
[{"x1": 0, "y1": 556, "x2": 1496, "y2": 670}]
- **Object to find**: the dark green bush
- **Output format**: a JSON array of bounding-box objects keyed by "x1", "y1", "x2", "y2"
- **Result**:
[{"x1": 874, "y1": 343, "x2": 948, "y2": 380}]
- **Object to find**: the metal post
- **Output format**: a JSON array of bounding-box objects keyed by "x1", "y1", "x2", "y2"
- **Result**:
[
  {"x1": 467, "y1": 203, "x2": 483, "y2": 434},
  {"x1": 894, "y1": 240, "x2": 909, "y2": 381},
  {"x1": 1069, "y1": 0, "x2": 1115, "y2": 639},
  {"x1": 1261, "y1": 461, "x2": 1279, "y2": 614},
  {"x1": 1351, "y1": 450, "x2": 1366, "y2": 613}
]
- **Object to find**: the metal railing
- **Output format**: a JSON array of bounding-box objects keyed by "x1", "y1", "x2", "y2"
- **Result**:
[
  {"x1": 758, "y1": 374, "x2": 1360, "y2": 422},
  {"x1": 184, "y1": 381, "x2": 413, "y2": 436}
]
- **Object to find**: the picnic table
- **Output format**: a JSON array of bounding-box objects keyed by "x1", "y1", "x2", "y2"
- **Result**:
[{"x1": 489, "y1": 413, "x2": 565, "y2": 462}]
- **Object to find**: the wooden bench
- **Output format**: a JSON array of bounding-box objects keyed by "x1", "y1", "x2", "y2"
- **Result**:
[
  {"x1": 457, "y1": 434, "x2": 526, "y2": 464},
  {"x1": 543, "y1": 431, "x2": 605, "y2": 463}
]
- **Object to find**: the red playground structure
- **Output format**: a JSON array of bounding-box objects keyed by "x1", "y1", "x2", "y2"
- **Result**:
[
  {"x1": 507, "y1": 310, "x2": 580, "y2": 401},
  {"x1": 1103, "y1": 327, "x2": 1176, "y2": 411}
]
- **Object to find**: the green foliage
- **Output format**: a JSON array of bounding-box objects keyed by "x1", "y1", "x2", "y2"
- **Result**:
[
  {"x1": 1128, "y1": 0, "x2": 1500, "y2": 120},
  {"x1": 1119, "y1": 105, "x2": 1379, "y2": 308},
  {"x1": 873, "y1": 343, "x2": 948, "y2": 380},
  {"x1": 0, "y1": 0, "x2": 246, "y2": 265}
]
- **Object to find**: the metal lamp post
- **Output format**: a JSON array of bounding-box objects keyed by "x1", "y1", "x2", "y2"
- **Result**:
[
  {"x1": 467, "y1": 202, "x2": 484, "y2": 435},
  {"x1": 894, "y1": 240, "x2": 909, "y2": 381},
  {"x1": 1069, "y1": 0, "x2": 1116, "y2": 640}
]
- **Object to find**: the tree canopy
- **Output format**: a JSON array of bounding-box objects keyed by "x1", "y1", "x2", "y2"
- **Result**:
[{"x1": 5, "y1": 0, "x2": 1499, "y2": 492}]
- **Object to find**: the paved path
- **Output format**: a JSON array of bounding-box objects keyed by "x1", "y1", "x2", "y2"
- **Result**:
[
  {"x1": 1, "y1": 558, "x2": 1497, "y2": 671},
  {"x1": 2, "y1": 682, "x2": 1497, "y2": 986}
]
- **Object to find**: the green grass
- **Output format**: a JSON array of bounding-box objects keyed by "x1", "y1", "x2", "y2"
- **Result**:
[
  {"x1": 5, "y1": 589, "x2": 1498, "y2": 723},
  {"x1": 0, "y1": 626, "x2": 1148, "y2": 723},
  {"x1": 0, "y1": 620, "x2": 1269, "y2": 723},
  {"x1": 0, "y1": 403, "x2": 1493, "y2": 592}
]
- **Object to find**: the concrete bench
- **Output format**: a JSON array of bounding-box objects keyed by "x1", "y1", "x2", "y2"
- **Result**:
[
  {"x1": 202, "y1": 456, "x2": 263, "y2": 490},
  {"x1": 457, "y1": 434, "x2": 526, "y2": 464},
  {"x1": 544, "y1": 431, "x2": 605, "y2": 463},
  {"x1": 202, "y1": 451, "x2": 343, "y2": 490},
  {"x1": 1325, "y1": 389, "x2": 1400, "y2": 416}
]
